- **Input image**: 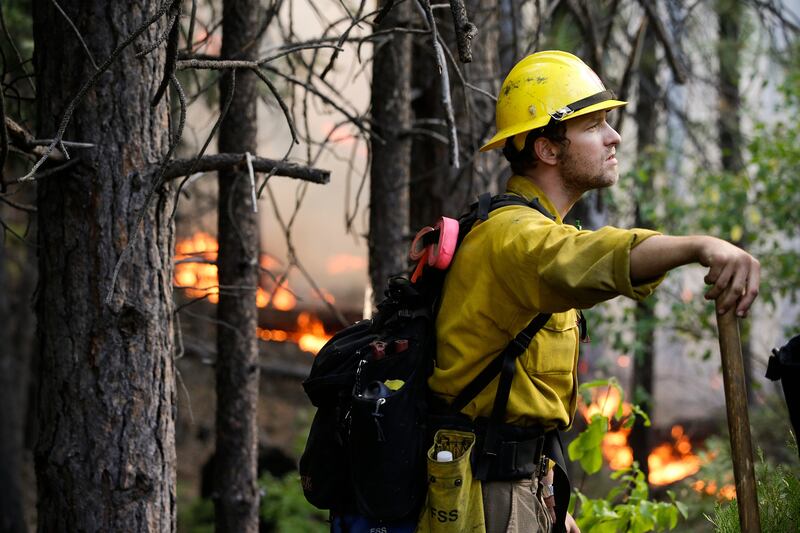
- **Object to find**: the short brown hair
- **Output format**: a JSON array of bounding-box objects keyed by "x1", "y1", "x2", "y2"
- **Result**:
[{"x1": 502, "y1": 120, "x2": 569, "y2": 175}]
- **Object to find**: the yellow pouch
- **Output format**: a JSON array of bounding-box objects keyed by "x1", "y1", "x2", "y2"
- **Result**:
[{"x1": 416, "y1": 429, "x2": 485, "y2": 533}]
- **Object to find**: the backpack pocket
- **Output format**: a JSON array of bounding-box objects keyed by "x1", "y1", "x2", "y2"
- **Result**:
[
  {"x1": 299, "y1": 397, "x2": 352, "y2": 510},
  {"x1": 416, "y1": 429, "x2": 485, "y2": 533},
  {"x1": 348, "y1": 353, "x2": 429, "y2": 521}
]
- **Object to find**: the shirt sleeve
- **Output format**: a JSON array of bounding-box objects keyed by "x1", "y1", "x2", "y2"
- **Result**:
[{"x1": 496, "y1": 212, "x2": 664, "y2": 313}]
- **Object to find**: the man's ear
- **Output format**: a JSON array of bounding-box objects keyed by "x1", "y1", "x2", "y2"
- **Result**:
[{"x1": 533, "y1": 137, "x2": 559, "y2": 166}]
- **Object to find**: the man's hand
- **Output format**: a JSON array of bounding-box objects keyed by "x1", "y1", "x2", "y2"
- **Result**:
[
  {"x1": 697, "y1": 237, "x2": 760, "y2": 317},
  {"x1": 630, "y1": 235, "x2": 760, "y2": 317},
  {"x1": 565, "y1": 511, "x2": 580, "y2": 533}
]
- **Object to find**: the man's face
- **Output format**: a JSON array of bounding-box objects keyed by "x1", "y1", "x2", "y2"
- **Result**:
[{"x1": 557, "y1": 110, "x2": 622, "y2": 194}]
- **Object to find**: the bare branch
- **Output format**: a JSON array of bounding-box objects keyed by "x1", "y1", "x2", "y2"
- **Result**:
[
  {"x1": 612, "y1": 16, "x2": 649, "y2": 134},
  {"x1": 136, "y1": 4, "x2": 179, "y2": 58},
  {"x1": 636, "y1": 0, "x2": 688, "y2": 84},
  {"x1": 51, "y1": 0, "x2": 100, "y2": 70},
  {"x1": 448, "y1": 0, "x2": 478, "y2": 63},
  {"x1": 0, "y1": 194, "x2": 36, "y2": 213},
  {"x1": 0, "y1": 90, "x2": 7, "y2": 191},
  {"x1": 171, "y1": 69, "x2": 237, "y2": 218},
  {"x1": 8, "y1": 157, "x2": 80, "y2": 184},
  {"x1": 375, "y1": 0, "x2": 399, "y2": 24},
  {"x1": 600, "y1": 0, "x2": 623, "y2": 53},
  {"x1": 4, "y1": 117, "x2": 71, "y2": 161},
  {"x1": 250, "y1": 67, "x2": 298, "y2": 145},
  {"x1": 261, "y1": 64, "x2": 377, "y2": 140},
  {"x1": 319, "y1": 2, "x2": 374, "y2": 80},
  {"x1": 18, "y1": 0, "x2": 179, "y2": 181},
  {"x1": 163, "y1": 154, "x2": 330, "y2": 184},
  {"x1": 0, "y1": 2, "x2": 36, "y2": 94},
  {"x1": 151, "y1": 1, "x2": 182, "y2": 106},
  {"x1": 416, "y1": 0, "x2": 459, "y2": 168},
  {"x1": 186, "y1": 0, "x2": 198, "y2": 52}
]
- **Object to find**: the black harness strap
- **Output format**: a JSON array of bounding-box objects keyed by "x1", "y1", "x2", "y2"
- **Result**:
[
  {"x1": 472, "y1": 312, "x2": 552, "y2": 480},
  {"x1": 442, "y1": 192, "x2": 574, "y2": 525},
  {"x1": 451, "y1": 312, "x2": 552, "y2": 414}
]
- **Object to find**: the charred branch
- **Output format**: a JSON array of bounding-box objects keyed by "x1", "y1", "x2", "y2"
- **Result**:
[
  {"x1": 163, "y1": 154, "x2": 330, "y2": 184},
  {"x1": 448, "y1": 0, "x2": 477, "y2": 63},
  {"x1": 3, "y1": 117, "x2": 90, "y2": 163},
  {"x1": 151, "y1": 1, "x2": 181, "y2": 106}
]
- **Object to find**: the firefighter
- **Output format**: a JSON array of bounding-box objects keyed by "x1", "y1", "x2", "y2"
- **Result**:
[{"x1": 428, "y1": 51, "x2": 760, "y2": 533}]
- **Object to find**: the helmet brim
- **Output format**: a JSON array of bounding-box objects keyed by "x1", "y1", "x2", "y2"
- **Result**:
[{"x1": 479, "y1": 99, "x2": 627, "y2": 152}]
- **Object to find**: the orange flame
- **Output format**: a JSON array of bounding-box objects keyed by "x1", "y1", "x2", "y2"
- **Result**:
[
  {"x1": 176, "y1": 233, "x2": 335, "y2": 355},
  {"x1": 175, "y1": 232, "x2": 295, "y2": 310},
  {"x1": 579, "y1": 389, "x2": 703, "y2": 486},
  {"x1": 691, "y1": 479, "x2": 736, "y2": 500},
  {"x1": 257, "y1": 312, "x2": 333, "y2": 354}
]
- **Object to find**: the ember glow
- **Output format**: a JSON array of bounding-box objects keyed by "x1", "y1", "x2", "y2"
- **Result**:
[
  {"x1": 579, "y1": 387, "x2": 703, "y2": 486},
  {"x1": 176, "y1": 232, "x2": 333, "y2": 354}
]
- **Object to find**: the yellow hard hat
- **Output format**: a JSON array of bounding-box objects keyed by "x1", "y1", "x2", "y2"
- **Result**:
[{"x1": 480, "y1": 51, "x2": 627, "y2": 152}]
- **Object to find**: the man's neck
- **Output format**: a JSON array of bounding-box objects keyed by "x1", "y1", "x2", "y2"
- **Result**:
[{"x1": 519, "y1": 170, "x2": 581, "y2": 219}]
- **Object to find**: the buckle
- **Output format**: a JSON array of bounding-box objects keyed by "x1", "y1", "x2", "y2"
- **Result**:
[
  {"x1": 511, "y1": 332, "x2": 533, "y2": 353},
  {"x1": 549, "y1": 105, "x2": 574, "y2": 121}
]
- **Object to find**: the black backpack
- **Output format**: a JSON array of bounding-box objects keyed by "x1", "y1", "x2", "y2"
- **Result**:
[{"x1": 298, "y1": 193, "x2": 558, "y2": 522}]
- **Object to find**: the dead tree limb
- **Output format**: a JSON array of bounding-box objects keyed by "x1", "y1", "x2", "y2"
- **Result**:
[
  {"x1": 151, "y1": 1, "x2": 181, "y2": 106},
  {"x1": 636, "y1": 0, "x2": 688, "y2": 84},
  {"x1": 613, "y1": 16, "x2": 649, "y2": 134},
  {"x1": 448, "y1": 0, "x2": 477, "y2": 63},
  {"x1": 163, "y1": 154, "x2": 330, "y2": 183},
  {"x1": 51, "y1": 0, "x2": 99, "y2": 69},
  {"x1": 417, "y1": 0, "x2": 459, "y2": 168}
]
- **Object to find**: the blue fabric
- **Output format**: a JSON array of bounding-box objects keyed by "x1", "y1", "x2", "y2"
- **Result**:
[{"x1": 331, "y1": 514, "x2": 416, "y2": 533}]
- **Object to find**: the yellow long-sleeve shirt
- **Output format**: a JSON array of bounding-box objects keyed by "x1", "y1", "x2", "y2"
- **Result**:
[{"x1": 429, "y1": 176, "x2": 664, "y2": 429}]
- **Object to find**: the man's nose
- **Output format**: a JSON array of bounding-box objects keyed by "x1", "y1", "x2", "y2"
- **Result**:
[{"x1": 604, "y1": 122, "x2": 621, "y2": 146}]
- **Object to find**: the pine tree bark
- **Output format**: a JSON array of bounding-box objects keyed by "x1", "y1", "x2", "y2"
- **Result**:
[
  {"x1": 33, "y1": 2, "x2": 176, "y2": 531},
  {"x1": 630, "y1": 26, "x2": 658, "y2": 483},
  {"x1": 369, "y1": 0, "x2": 413, "y2": 304},
  {"x1": 213, "y1": 1, "x2": 262, "y2": 532}
]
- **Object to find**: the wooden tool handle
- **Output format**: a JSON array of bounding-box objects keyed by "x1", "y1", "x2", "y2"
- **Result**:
[{"x1": 716, "y1": 308, "x2": 761, "y2": 533}]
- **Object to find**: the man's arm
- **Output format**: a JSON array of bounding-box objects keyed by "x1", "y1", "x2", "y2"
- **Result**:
[{"x1": 629, "y1": 235, "x2": 760, "y2": 317}]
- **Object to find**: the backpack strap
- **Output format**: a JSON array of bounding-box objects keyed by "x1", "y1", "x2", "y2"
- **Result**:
[
  {"x1": 450, "y1": 312, "x2": 552, "y2": 414},
  {"x1": 467, "y1": 313, "x2": 552, "y2": 480}
]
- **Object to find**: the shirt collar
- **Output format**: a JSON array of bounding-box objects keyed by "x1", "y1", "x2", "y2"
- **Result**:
[{"x1": 505, "y1": 175, "x2": 562, "y2": 224}]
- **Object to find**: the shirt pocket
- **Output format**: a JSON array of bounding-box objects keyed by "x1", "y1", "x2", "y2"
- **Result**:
[{"x1": 521, "y1": 310, "x2": 578, "y2": 375}]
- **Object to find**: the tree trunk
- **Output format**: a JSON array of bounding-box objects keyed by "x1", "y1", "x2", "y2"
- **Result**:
[
  {"x1": 717, "y1": 0, "x2": 753, "y2": 403},
  {"x1": 213, "y1": 1, "x2": 262, "y2": 531},
  {"x1": 630, "y1": 26, "x2": 658, "y2": 483},
  {"x1": 33, "y1": 2, "x2": 176, "y2": 532},
  {"x1": 369, "y1": 0, "x2": 413, "y2": 305}
]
